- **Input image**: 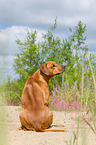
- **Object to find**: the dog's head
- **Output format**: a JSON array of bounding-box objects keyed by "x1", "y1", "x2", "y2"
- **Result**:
[{"x1": 40, "y1": 61, "x2": 66, "y2": 77}]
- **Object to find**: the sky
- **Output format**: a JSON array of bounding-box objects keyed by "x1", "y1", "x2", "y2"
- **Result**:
[{"x1": 0, "y1": 0, "x2": 96, "y2": 84}]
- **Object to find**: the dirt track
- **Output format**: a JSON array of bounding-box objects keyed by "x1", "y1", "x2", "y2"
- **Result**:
[{"x1": 1, "y1": 106, "x2": 96, "y2": 145}]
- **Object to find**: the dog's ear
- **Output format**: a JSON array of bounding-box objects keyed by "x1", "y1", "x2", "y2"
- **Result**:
[{"x1": 40, "y1": 64, "x2": 49, "y2": 75}]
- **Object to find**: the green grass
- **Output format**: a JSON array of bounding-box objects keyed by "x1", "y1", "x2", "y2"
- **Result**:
[
  {"x1": 83, "y1": 102, "x2": 96, "y2": 134},
  {"x1": 0, "y1": 96, "x2": 7, "y2": 145},
  {"x1": 64, "y1": 117, "x2": 80, "y2": 145}
]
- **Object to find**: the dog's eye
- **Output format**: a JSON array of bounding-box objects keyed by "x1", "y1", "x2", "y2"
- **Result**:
[{"x1": 52, "y1": 64, "x2": 55, "y2": 67}]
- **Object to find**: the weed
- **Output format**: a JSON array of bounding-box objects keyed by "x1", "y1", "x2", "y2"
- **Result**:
[
  {"x1": 64, "y1": 117, "x2": 80, "y2": 145},
  {"x1": 83, "y1": 102, "x2": 96, "y2": 134}
]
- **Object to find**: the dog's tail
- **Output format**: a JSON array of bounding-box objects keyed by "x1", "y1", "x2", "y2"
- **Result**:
[
  {"x1": 19, "y1": 124, "x2": 67, "y2": 132},
  {"x1": 35, "y1": 123, "x2": 67, "y2": 132},
  {"x1": 44, "y1": 128, "x2": 67, "y2": 132}
]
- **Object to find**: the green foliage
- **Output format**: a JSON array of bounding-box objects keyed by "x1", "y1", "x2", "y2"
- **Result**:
[
  {"x1": 65, "y1": 117, "x2": 80, "y2": 145},
  {"x1": 13, "y1": 29, "x2": 41, "y2": 80},
  {"x1": 40, "y1": 20, "x2": 91, "y2": 90},
  {"x1": 83, "y1": 102, "x2": 96, "y2": 134},
  {"x1": 1, "y1": 76, "x2": 21, "y2": 105},
  {"x1": 2, "y1": 19, "x2": 96, "y2": 106},
  {"x1": 13, "y1": 20, "x2": 88, "y2": 87}
]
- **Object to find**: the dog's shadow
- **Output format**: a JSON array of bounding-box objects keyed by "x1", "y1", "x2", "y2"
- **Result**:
[{"x1": 51, "y1": 124, "x2": 65, "y2": 128}]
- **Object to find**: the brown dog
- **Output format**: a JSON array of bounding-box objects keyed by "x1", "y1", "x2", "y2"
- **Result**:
[{"x1": 19, "y1": 61, "x2": 66, "y2": 132}]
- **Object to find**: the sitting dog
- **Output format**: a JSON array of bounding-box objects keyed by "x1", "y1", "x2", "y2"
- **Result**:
[{"x1": 19, "y1": 61, "x2": 66, "y2": 132}]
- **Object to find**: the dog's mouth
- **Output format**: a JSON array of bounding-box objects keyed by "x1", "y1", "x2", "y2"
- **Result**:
[{"x1": 56, "y1": 69, "x2": 65, "y2": 75}]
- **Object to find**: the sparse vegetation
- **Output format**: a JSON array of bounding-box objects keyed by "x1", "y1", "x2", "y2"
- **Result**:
[
  {"x1": 65, "y1": 117, "x2": 80, "y2": 145},
  {"x1": 0, "y1": 19, "x2": 95, "y2": 112}
]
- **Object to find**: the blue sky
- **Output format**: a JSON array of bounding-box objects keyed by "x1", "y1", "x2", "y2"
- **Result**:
[{"x1": 0, "y1": 0, "x2": 96, "y2": 84}]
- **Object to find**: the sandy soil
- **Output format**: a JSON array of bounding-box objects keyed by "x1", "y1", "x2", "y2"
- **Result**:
[{"x1": 1, "y1": 106, "x2": 96, "y2": 145}]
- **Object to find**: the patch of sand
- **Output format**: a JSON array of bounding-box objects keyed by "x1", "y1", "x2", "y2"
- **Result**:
[{"x1": 1, "y1": 106, "x2": 96, "y2": 145}]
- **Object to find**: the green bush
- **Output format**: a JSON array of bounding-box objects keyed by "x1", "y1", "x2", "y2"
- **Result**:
[{"x1": 2, "y1": 19, "x2": 96, "y2": 106}]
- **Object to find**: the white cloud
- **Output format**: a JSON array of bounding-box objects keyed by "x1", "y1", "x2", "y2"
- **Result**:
[
  {"x1": 0, "y1": 55, "x2": 13, "y2": 69},
  {"x1": 0, "y1": 0, "x2": 95, "y2": 26},
  {"x1": 0, "y1": 25, "x2": 47, "y2": 56},
  {"x1": 0, "y1": 0, "x2": 96, "y2": 39},
  {"x1": 0, "y1": 26, "x2": 27, "y2": 55},
  {"x1": 0, "y1": 55, "x2": 14, "y2": 83}
]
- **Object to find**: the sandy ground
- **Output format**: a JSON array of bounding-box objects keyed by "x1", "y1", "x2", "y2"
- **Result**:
[{"x1": 0, "y1": 106, "x2": 96, "y2": 145}]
